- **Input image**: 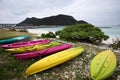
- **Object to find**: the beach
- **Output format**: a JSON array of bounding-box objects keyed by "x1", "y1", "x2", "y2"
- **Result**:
[
  {"x1": 102, "y1": 37, "x2": 120, "y2": 44},
  {"x1": 27, "y1": 28, "x2": 52, "y2": 35},
  {"x1": 27, "y1": 26, "x2": 64, "y2": 35}
]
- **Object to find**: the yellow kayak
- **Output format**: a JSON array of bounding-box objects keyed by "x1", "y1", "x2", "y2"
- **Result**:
[
  {"x1": 25, "y1": 46, "x2": 84, "y2": 76},
  {"x1": 90, "y1": 50, "x2": 117, "y2": 80},
  {"x1": 6, "y1": 41, "x2": 61, "y2": 53}
]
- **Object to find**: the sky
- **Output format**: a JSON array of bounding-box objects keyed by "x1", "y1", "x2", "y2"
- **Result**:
[{"x1": 0, "y1": 0, "x2": 120, "y2": 25}]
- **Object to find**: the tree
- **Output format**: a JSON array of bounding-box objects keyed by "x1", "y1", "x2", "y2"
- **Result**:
[
  {"x1": 41, "y1": 32, "x2": 56, "y2": 38},
  {"x1": 56, "y1": 24, "x2": 109, "y2": 44}
]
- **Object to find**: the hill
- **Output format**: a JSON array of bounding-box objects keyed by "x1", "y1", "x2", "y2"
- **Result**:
[{"x1": 17, "y1": 14, "x2": 88, "y2": 26}]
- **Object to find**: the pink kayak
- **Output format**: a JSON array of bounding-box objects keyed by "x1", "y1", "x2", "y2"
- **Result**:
[
  {"x1": 14, "y1": 43, "x2": 72, "y2": 60},
  {"x1": 2, "y1": 39, "x2": 50, "y2": 49}
]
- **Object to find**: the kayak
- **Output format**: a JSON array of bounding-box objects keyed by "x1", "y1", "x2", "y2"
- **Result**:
[
  {"x1": 14, "y1": 43, "x2": 72, "y2": 60},
  {"x1": 90, "y1": 50, "x2": 117, "y2": 80},
  {"x1": 25, "y1": 46, "x2": 84, "y2": 76},
  {"x1": 0, "y1": 36, "x2": 30, "y2": 45},
  {"x1": 2, "y1": 39, "x2": 50, "y2": 49},
  {"x1": 6, "y1": 41, "x2": 61, "y2": 53}
]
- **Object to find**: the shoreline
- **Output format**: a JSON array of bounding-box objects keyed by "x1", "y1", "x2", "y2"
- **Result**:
[
  {"x1": 0, "y1": 27, "x2": 120, "y2": 45},
  {"x1": 26, "y1": 29, "x2": 120, "y2": 45},
  {"x1": 102, "y1": 37, "x2": 120, "y2": 44}
]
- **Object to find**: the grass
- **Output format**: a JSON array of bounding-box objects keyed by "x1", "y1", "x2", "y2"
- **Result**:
[
  {"x1": 0, "y1": 29, "x2": 120, "y2": 80},
  {"x1": 0, "y1": 29, "x2": 31, "y2": 39}
]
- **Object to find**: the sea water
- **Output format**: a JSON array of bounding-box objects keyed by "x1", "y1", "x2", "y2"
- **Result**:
[
  {"x1": 100, "y1": 26, "x2": 120, "y2": 44},
  {"x1": 100, "y1": 27, "x2": 120, "y2": 38}
]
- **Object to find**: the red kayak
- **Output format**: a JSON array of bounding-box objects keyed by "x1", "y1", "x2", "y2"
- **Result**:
[
  {"x1": 2, "y1": 39, "x2": 50, "y2": 49},
  {"x1": 14, "y1": 43, "x2": 72, "y2": 60}
]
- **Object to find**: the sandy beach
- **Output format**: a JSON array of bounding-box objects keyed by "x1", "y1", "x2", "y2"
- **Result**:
[{"x1": 27, "y1": 28, "x2": 56, "y2": 35}]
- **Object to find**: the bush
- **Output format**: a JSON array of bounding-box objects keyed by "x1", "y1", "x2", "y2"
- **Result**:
[
  {"x1": 41, "y1": 32, "x2": 56, "y2": 38},
  {"x1": 56, "y1": 24, "x2": 109, "y2": 44}
]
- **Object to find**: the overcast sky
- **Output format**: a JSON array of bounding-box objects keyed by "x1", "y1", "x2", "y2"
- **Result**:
[{"x1": 0, "y1": 0, "x2": 120, "y2": 25}]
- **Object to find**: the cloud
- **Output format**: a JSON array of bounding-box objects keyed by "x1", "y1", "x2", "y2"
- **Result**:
[
  {"x1": 0, "y1": 0, "x2": 120, "y2": 25},
  {"x1": 57, "y1": 0, "x2": 120, "y2": 25}
]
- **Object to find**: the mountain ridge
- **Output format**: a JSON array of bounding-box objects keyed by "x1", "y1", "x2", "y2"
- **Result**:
[{"x1": 17, "y1": 14, "x2": 88, "y2": 26}]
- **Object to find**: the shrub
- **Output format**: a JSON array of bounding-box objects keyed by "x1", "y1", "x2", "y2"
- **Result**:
[
  {"x1": 56, "y1": 24, "x2": 109, "y2": 44},
  {"x1": 41, "y1": 32, "x2": 56, "y2": 38}
]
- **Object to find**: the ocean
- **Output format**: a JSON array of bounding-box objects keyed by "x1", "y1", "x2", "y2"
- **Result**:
[
  {"x1": 100, "y1": 27, "x2": 120, "y2": 38},
  {"x1": 27, "y1": 25, "x2": 120, "y2": 38}
]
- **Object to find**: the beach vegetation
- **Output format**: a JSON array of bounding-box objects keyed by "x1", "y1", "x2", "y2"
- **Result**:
[
  {"x1": 0, "y1": 29, "x2": 30, "y2": 40},
  {"x1": 41, "y1": 32, "x2": 56, "y2": 38},
  {"x1": 56, "y1": 24, "x2": 109, "y2": 44}
]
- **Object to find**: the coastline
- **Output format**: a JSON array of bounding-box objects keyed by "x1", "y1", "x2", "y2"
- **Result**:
[
  {"x1": 27, "y1": 26, "x2": 64, "y2": 35},
  {"x1": 27, "y1": 28, "x2": 120, "y2": 45},
  {"x1": 27, "y1": 28, "x2": 52, "y2": 35},
  {"x1": 0, "y1": 27, "x2": 120, "y2": 45}
]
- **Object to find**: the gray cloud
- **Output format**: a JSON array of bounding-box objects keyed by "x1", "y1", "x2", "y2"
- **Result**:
[{"x1": 0, "y1": 0, "x2": 120, "y2": 25}]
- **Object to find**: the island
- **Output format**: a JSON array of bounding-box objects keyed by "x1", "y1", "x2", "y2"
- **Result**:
[{"x1": 17, "y1": 14, "x2": 88, "y2": 26}]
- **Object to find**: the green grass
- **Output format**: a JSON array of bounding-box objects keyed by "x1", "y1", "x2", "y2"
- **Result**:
[
  {"x1": 0, "y1": 47, "x2": 40, "y2": 80},
  {"x1": 0, "y1": 29, "x2": 31, "y2": 40},
  {"x1": 0, "y1": 29, "x2": 120, "y2": 80}
]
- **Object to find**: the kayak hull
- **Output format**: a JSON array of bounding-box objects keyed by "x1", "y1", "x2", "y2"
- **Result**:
[
  {"x1": 0, "y1": 36, "x2": 30, "y2": 45},
  {"x1": 6, "y1": 41, "x2": 61, "y2": 53},
  {"x1": 2, "y1": 39, "x2": 50, "y2": 49},
  {"x1": 25, "y1": 46, "x2": 84, "y2": 76},
  {"x1": 90, "y1": 50, "x2": 117, "y2": 80},
  {"x1": 14, "y1": 43, "x2": 72, "y2": 60}
]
